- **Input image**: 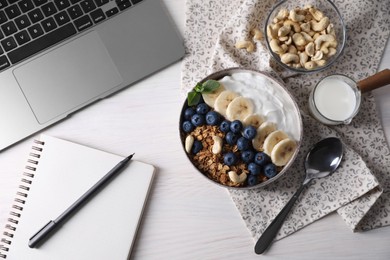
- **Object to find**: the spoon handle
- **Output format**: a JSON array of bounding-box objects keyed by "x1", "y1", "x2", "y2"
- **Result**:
[{"x1": 254, "y1": 183, "x2": 306, "y2": 254}]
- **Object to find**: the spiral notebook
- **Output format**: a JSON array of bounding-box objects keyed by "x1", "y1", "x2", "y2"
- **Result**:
[{"x1": 0, "y1": 134, "x2": 155, "y2": 259}]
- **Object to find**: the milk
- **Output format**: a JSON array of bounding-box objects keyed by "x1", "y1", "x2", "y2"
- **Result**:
[{"x1": 309, "y1": 75, "x2": 360, "y2": 124}]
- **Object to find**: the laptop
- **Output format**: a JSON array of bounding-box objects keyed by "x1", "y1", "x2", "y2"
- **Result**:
[{"x1": 0, "y1": 0, "x2": 185, "y2": 151}]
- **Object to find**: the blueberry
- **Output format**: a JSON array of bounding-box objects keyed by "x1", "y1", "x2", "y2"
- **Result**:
[
  {"x1": 219, "y1": 120, "x2": 231, "y2": 133},
  {"x1": 184, "y1": 107, "x2": 196, "y2": 120},
  {"x1": 237, "y1": 137, "x2": 251, "y2": 151},
  {"x1": 223, "y1": 152, "x2": 238, "y2": 166},
  {"x1": 264, "y1": 163, "x2": 277, "y2": 178},
  {"x1": 230, "y1": 120, "x2": 243, "y2": 134},
  {"x1": 205, "y1": 111, "x2": 221, "y2": 125},
  {"x1": 242, "y1": 125, "x2": 257, "y2": 140},
  {"x1": 241, "y1": 150, "x2": 255, "y2": 163},
  {"x1": 254, "y1": 152, "x2": 270, "y2": 167},
  {"x1": 248, "y1": 162, "x2": 261, "y2": 175},
  {"x1": 226, "y1": 131, "x2": 239, "y2": 145},
  {"x1": 182, "y1": 121, "x2": 195, "y2": 133},
  {"x1": 196, "y1": 103, "x2": 209, "y2": 115},
  {"x1": 192, "y1": 140, "x2": 203, "y2": 154},
  {"x1": 247, "y1": 175, "x2": 259, "y2": 186},
  {"x1": 191, "y1": 114, "x2": 205, "y2": 127}
]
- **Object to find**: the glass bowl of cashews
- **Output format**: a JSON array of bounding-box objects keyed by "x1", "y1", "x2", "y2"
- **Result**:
[
  {"x1": 265, "y1": 0, "x2": 346, "y2": 72},
  {"x1": 179, "y1": 68, "x2": 302, "y2": 189}
]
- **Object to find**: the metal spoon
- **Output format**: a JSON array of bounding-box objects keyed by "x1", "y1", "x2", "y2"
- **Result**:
[{"x1": 254, "y1": 137, "x2": 343, "y2": 254}]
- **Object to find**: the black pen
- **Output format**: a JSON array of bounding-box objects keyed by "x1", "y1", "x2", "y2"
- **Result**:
[{"x1": 28, "y1": 153, "x2": 134, "y2": 248}]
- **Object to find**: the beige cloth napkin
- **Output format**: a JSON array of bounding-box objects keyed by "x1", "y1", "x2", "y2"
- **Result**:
[{"x1": 181, "y1": 0, "x2": 390, "y2": 241}]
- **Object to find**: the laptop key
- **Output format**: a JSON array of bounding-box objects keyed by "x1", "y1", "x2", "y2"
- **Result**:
[
  {"x1": 28, "y1": 8, "x2": 44, "y2": 23},
  {"x1": 41, "y1": 17, "x2": 57, "y2": 32},
  {"x1": 0, "y1": 0, "x2": 8, "y2": 9},
  {"x1": 8, "y1": 23, "x2": 77, "y2": 64},
  {"x1": 5, "y1": 4, "x2": 21, "y2": 19},
  {"x1": 90, "y1": 8, "x2": 105, "y2": 24},
  {"x1": 93, "y1": 0, "x2": 108, "y2": 7},
  {"x1": 54, "y1": 10, "x2": 70, "y2": 26},
  {"x1": 41, "y1": 2, "x2": 57, "y2": 17},
  {"x1": 117, "y1": 0, "x2": 131, "y2": 11},
  {"x1": 54, "y1": 0, "x2": 70, "y2": 11},
  {"x1": 74, "y1": 15, "x2": 92, "y2": 31},
  {"x1": 1, "y1": 36, "x2": 17, "y2": 52},
  {"x1": 80, "y1": 0, "x2": 96, "y2": 13},
  {"x1": 105, "y1": 7, "x2": 118, "y2": 17},
  {"x1": 15, "y1": 14, "x2": 31, "y2": 30},
  {"x1": 0, "y1": 55, "x2": 10, "y2": 71},
  {"x1": 0, "y1": 10, "x2": 7, "y2": 25},
  {"x1": 67, "y1": 4, "x2": 83, "y2": 19},
  {"x1": 15, "y1": 30, "x2": 31, "y2": 45},
  {"x1": 18, "y1": 0, "x2": 34, "y2": 13},
  {"x1": 32, "y1": 0, "x2": 48, "y2": 7},
  {"x1": 1, "y1": 21, "x2": 17, "y2": 36},
  {"x1": 27, "y1": 23, "x2": 44, "y2": 38}
]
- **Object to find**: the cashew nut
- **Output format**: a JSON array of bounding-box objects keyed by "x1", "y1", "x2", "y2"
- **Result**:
[
  {"x1": 276, "y1": 8, "x2": 289, "y2": 20},
  {"x1": 267, "y1": 24, "x2": 281, "y2": 39},
  {"x1": 185, "y1": 135, "x2": 194, "y2": 153},
  {"x1": 314, "y1": 34, "x2": 336, "y2": 50},
  {"x1": 281, "y1": 53, "x2": 299, "y2": 64},
  {"x1": 278, "y1": 25, "x2": 291, "y2": 37},
  {"x1": 305, "y1": 42, "x2": 315, "y2": 56},
  {"x1": 270, "y1": 39, "x2": 285, "y2": 54},
  {"x1": 212, "y1": 136, "x2": 223, "y2": 154},
  {"x1": 326, "y1": 23, "x2": 335, "y2": 35},
  {"x1": 289, "y1": 9, "x2": 306, "y2": 22},
  {"x1": 300, "y1": 22, "x2": 311, "y2": 32},
  {"x1": 311, "y1": 50, "x2": 324, "y2": 61},
  {"x1": 284, "y1": 36, "x2": 292, "y2": 45},
  {"x1": 299, "y1": 51, "x2": 309, "y2": 66},
  {"x1": 292, "y1": 32, "x2": 306, "y2": 46},
  {"x1": 235, "y1": 40, "x2": 255, "y2": 52},
  {"x1": 327, "y1": 47, "x2": 337, "y2": 57},
  {"x1": 309, "y1": 7, "x2": 325, "y2": 21},
  {"x1": 228, "y1": 171, "x2": 247, "y2": 184},
  {"x1": 300, "y1": 31, "x2": 314, "y2": 42},
  {"x1": 288, "y1": 45, "x2": 297, "y2": 54},
  {"x1": 315, "y1": 59, "x2": 327, "y2": 67},
  {"x1": 304, "y1": 61, "x2": 316, "y2": 70},
  {"x1": 283, "y1": 20, "x2": 301, "y2": 33},
  {"x1": 311, "y1": 17, "x2": 330, "y2": 32},
  {"x1": 251, "y1": 28, "x2": 263, "y2": 41}
]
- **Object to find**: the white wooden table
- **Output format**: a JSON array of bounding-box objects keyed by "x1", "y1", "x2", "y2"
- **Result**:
[{"x1": 1, "y1": 0, "x2": 390, "y2": 259}]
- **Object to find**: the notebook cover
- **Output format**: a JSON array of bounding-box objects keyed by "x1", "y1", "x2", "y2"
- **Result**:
[{"x1": 2, "y1": 134, "x2": 155, "y2": 259}]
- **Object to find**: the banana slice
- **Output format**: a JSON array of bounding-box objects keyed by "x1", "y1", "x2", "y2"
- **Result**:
[
  {"x1": 271, "y1": 138, "x2": 297, "y2": 166},
  {"x1": 202, "y1": 84, "x2": 226, "y2": 108},
  {"x1": 214, "y1": 90, "x2": 239, "y2": 116},
  {"x1": 243, "y1": 114, "x2": 265, "y2": 128},
  {"x1": 226, "y1": 96, "x2": 254, "y2": 121},
  {"x1": 263, "y1": 130, "x2": 289, "y2": 156},
  {"x1": 252, "y1": 122, "x2": 277, "y2": 151}
]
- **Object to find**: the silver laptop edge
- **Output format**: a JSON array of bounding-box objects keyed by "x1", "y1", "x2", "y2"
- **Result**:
[{"x1": 0, "y1": 0, "x2": 185, "y2": 151}]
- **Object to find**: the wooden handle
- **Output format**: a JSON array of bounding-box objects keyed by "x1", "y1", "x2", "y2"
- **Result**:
[{"x1": 357, "y1": 69, "x2": 390, "y2": 93}]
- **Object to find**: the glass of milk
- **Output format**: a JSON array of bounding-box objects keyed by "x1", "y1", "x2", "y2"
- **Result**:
[{"x1": 309, "y1": 74, "x2": 361, "y2": 125}]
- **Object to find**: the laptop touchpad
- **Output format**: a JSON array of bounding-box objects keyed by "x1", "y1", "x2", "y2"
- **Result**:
[{"x1": 13, "y1": 31, "x2": 123, "y2": 124}]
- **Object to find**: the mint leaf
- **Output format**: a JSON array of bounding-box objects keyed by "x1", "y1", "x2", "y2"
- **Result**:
[
  {"x1": 187, "y1": 91, "x2": 201, "y2": 106},
  {"x1": 202, "y1": 80, "x2": 220, "y2": 93},
  {"x1": 194, "y1": 83, "x2": 204, "y2": 93}
]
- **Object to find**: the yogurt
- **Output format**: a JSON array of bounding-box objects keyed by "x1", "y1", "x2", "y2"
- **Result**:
[{"x1": 218, "y1": 72, "x2": 301, "y2": 141}]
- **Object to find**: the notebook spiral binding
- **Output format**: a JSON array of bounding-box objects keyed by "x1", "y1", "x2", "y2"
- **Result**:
[{"x1": 0, "y1": 140, "x2": 45, "y2": 259}]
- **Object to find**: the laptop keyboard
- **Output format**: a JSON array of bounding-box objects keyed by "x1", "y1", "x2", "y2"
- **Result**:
[{"x1": 0, "y1": 0, "x2": 143, "y2": 72}]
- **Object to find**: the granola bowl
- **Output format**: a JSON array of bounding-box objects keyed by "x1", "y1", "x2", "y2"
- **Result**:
[
  {"x1": 265, "y1": 0, "x2": 346, "y2": 73},
  {"x1": 179, "y1": 68, "x2": 302, "y2": 189}
]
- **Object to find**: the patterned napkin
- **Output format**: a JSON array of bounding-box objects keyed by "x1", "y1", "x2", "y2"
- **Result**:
[{"x1": 181, "y1": 0, "x2": 390, "y2": 241}]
